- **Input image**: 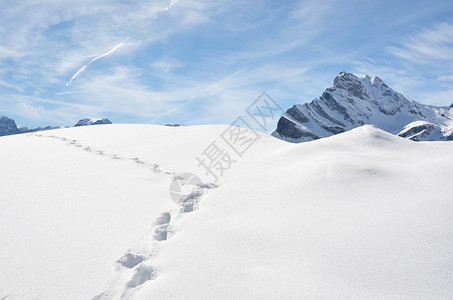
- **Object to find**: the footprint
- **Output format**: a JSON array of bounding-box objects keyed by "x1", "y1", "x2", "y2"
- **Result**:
[
  {"x1": 154, "y1": 224, "x2": 169, "y2": 241},
  {"x1": 154, "y1": 212, "x2": 171, "y2": 225},
  {"x1": 198, "y1": 183, "x2": 218, "y2": 189},
  {"x1": 179, "y1": 189, "x2": 204, "y2": 213},
  {"x1": 117, "y1": 252, "x2": 146, "y2": 269},
  {"x1": 150, "y1": 164, "x2": 160, "y2": 173},
  {"x1": 131, "y1": 158, "x2": 145, "y2": 165},
  {"x1": 126, "y1": 265, "x2": 155, "y2": 288},
  {"x1": 181, "y1": 203, "x2": 194, "y2": 213}
]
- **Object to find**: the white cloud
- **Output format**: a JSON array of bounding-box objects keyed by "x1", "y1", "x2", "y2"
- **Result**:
[{"x1": 388, "y1": 22, "x2": 453, "y2": 63}]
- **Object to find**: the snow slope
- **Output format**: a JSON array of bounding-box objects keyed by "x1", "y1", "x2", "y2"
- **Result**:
[{"x1": 1, "y1": 124, "x2": 452, "y2": 299}]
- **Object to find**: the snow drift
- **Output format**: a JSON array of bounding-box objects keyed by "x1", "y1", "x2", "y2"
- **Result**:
[{"x1": 0, "y1": 124, "x2": 452, "y2": 299}]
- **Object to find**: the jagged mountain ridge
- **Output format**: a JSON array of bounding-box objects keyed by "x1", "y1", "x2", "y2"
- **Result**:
[
  {"x1": 273, "y1": 72, "x2": 453, "y2": 142},
  {"x1": 0, "y1": 116, "x2": 112, "y2": 137},
  {"x1": 0, "y1": 115, "x2": 65, "y2": 136},
  {"x1": 0, "y1": 116, "x2": 20, "y2": 136},
  {"x1": 74, "y1": 118, "x2": 112, "y2": 127}
]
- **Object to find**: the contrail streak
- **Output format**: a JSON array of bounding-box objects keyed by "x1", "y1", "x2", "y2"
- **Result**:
[
  {"x1": 225, "y1": 67, "x2": 247, "y2": 80},
  {"x1": 164, "y1": 0, "x2": 179, "y2": 11},
  {"x1": 152, "y1": 0, "x2": 180, "y2": 20},
  {"x1": 65, "y1": 37, "x2": 130, "y2": 86}
]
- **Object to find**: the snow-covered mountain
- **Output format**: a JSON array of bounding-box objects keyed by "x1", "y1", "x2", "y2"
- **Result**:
[
  {"x1": 0, "y1": 115, "x2": 64, "y2": 136},
  {"x1": 75, "y1": 118, "x2": 112, "y2": 127},
  {"x1": 1, "y1": 124, "x2": 452, "y2": 299},
  {"x1": 273, "y1": 72, "x2": 453, "y2": 142},
  {"x1": 0, "y1": 116, "x2": 112, "y2": 137}
]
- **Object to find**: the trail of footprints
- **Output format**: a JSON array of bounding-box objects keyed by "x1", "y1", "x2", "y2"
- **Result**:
[
  {"x1": 33, "y1": 133, "x2": 173, "y2": 175},
  {"x1": 32, "y1": 133, "x2": 217, "y2": 298}
]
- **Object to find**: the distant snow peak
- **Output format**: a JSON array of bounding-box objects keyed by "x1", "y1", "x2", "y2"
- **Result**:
[
  {"x1": 74, "y1": 118, "x2": 112, "y2": 127},
  {"x1": 274, "y1": 72, "x2": 453, "y2": 142},
  {"x1": 165, "y1": 123, "x2": 185, "y2": 127}
]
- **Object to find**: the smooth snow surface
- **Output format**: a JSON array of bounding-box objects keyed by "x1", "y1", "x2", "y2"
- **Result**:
[{"x1": 1, "y1": 124, "x2": 452, "y2": 299}]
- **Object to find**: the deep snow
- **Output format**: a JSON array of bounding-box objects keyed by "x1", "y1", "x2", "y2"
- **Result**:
[{"x1": 1, "y1": 124, "x2": 452, "y2": 299}]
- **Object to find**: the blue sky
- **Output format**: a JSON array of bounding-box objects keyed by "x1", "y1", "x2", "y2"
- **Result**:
[{"x1": 1, "y1": 0, "x2": 453, "y2": 129}]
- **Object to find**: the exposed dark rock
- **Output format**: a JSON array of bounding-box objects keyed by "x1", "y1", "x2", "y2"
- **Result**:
[
  {"x1": 0, "y1": 116, "x2": 19, "y2": 136},
  {"x1": 286, "y1": 106, "x2": 310, "y2": 124},
  {"x1": 333, "y1": 72, "x2": 368, "y2": 100},
  {"x1": 275, "y1": 117, "x2": 320, "y2": 141},
  {"x1": 397, "y1": 122, "x2": 441, "y2": 141}
]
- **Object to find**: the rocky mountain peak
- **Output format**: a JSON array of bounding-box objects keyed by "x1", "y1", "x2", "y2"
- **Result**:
[
  {"x1": 332, "y1": 72, "x2": 390, "y2": 102},
  {"x1": 333, "y1": 71, "x2": 357, "y2": 86},
  {"x1": 0, "y1": 115, "x2": 19, "y2": 136},
  {"x1": 273, "y1": 72, "x2": 452, "y2": 142}
]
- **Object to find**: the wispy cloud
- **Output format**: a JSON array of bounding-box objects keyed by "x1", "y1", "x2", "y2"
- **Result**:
[
  {"x1": 354, "y1": 22, "x2": 453, "y2": 106},
  {"x1": 388, "y1": 22, "x2": 453, "y2": 63},
  {"x1": 65, "y1": 37, "x2": 130, "y2": 86}
]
